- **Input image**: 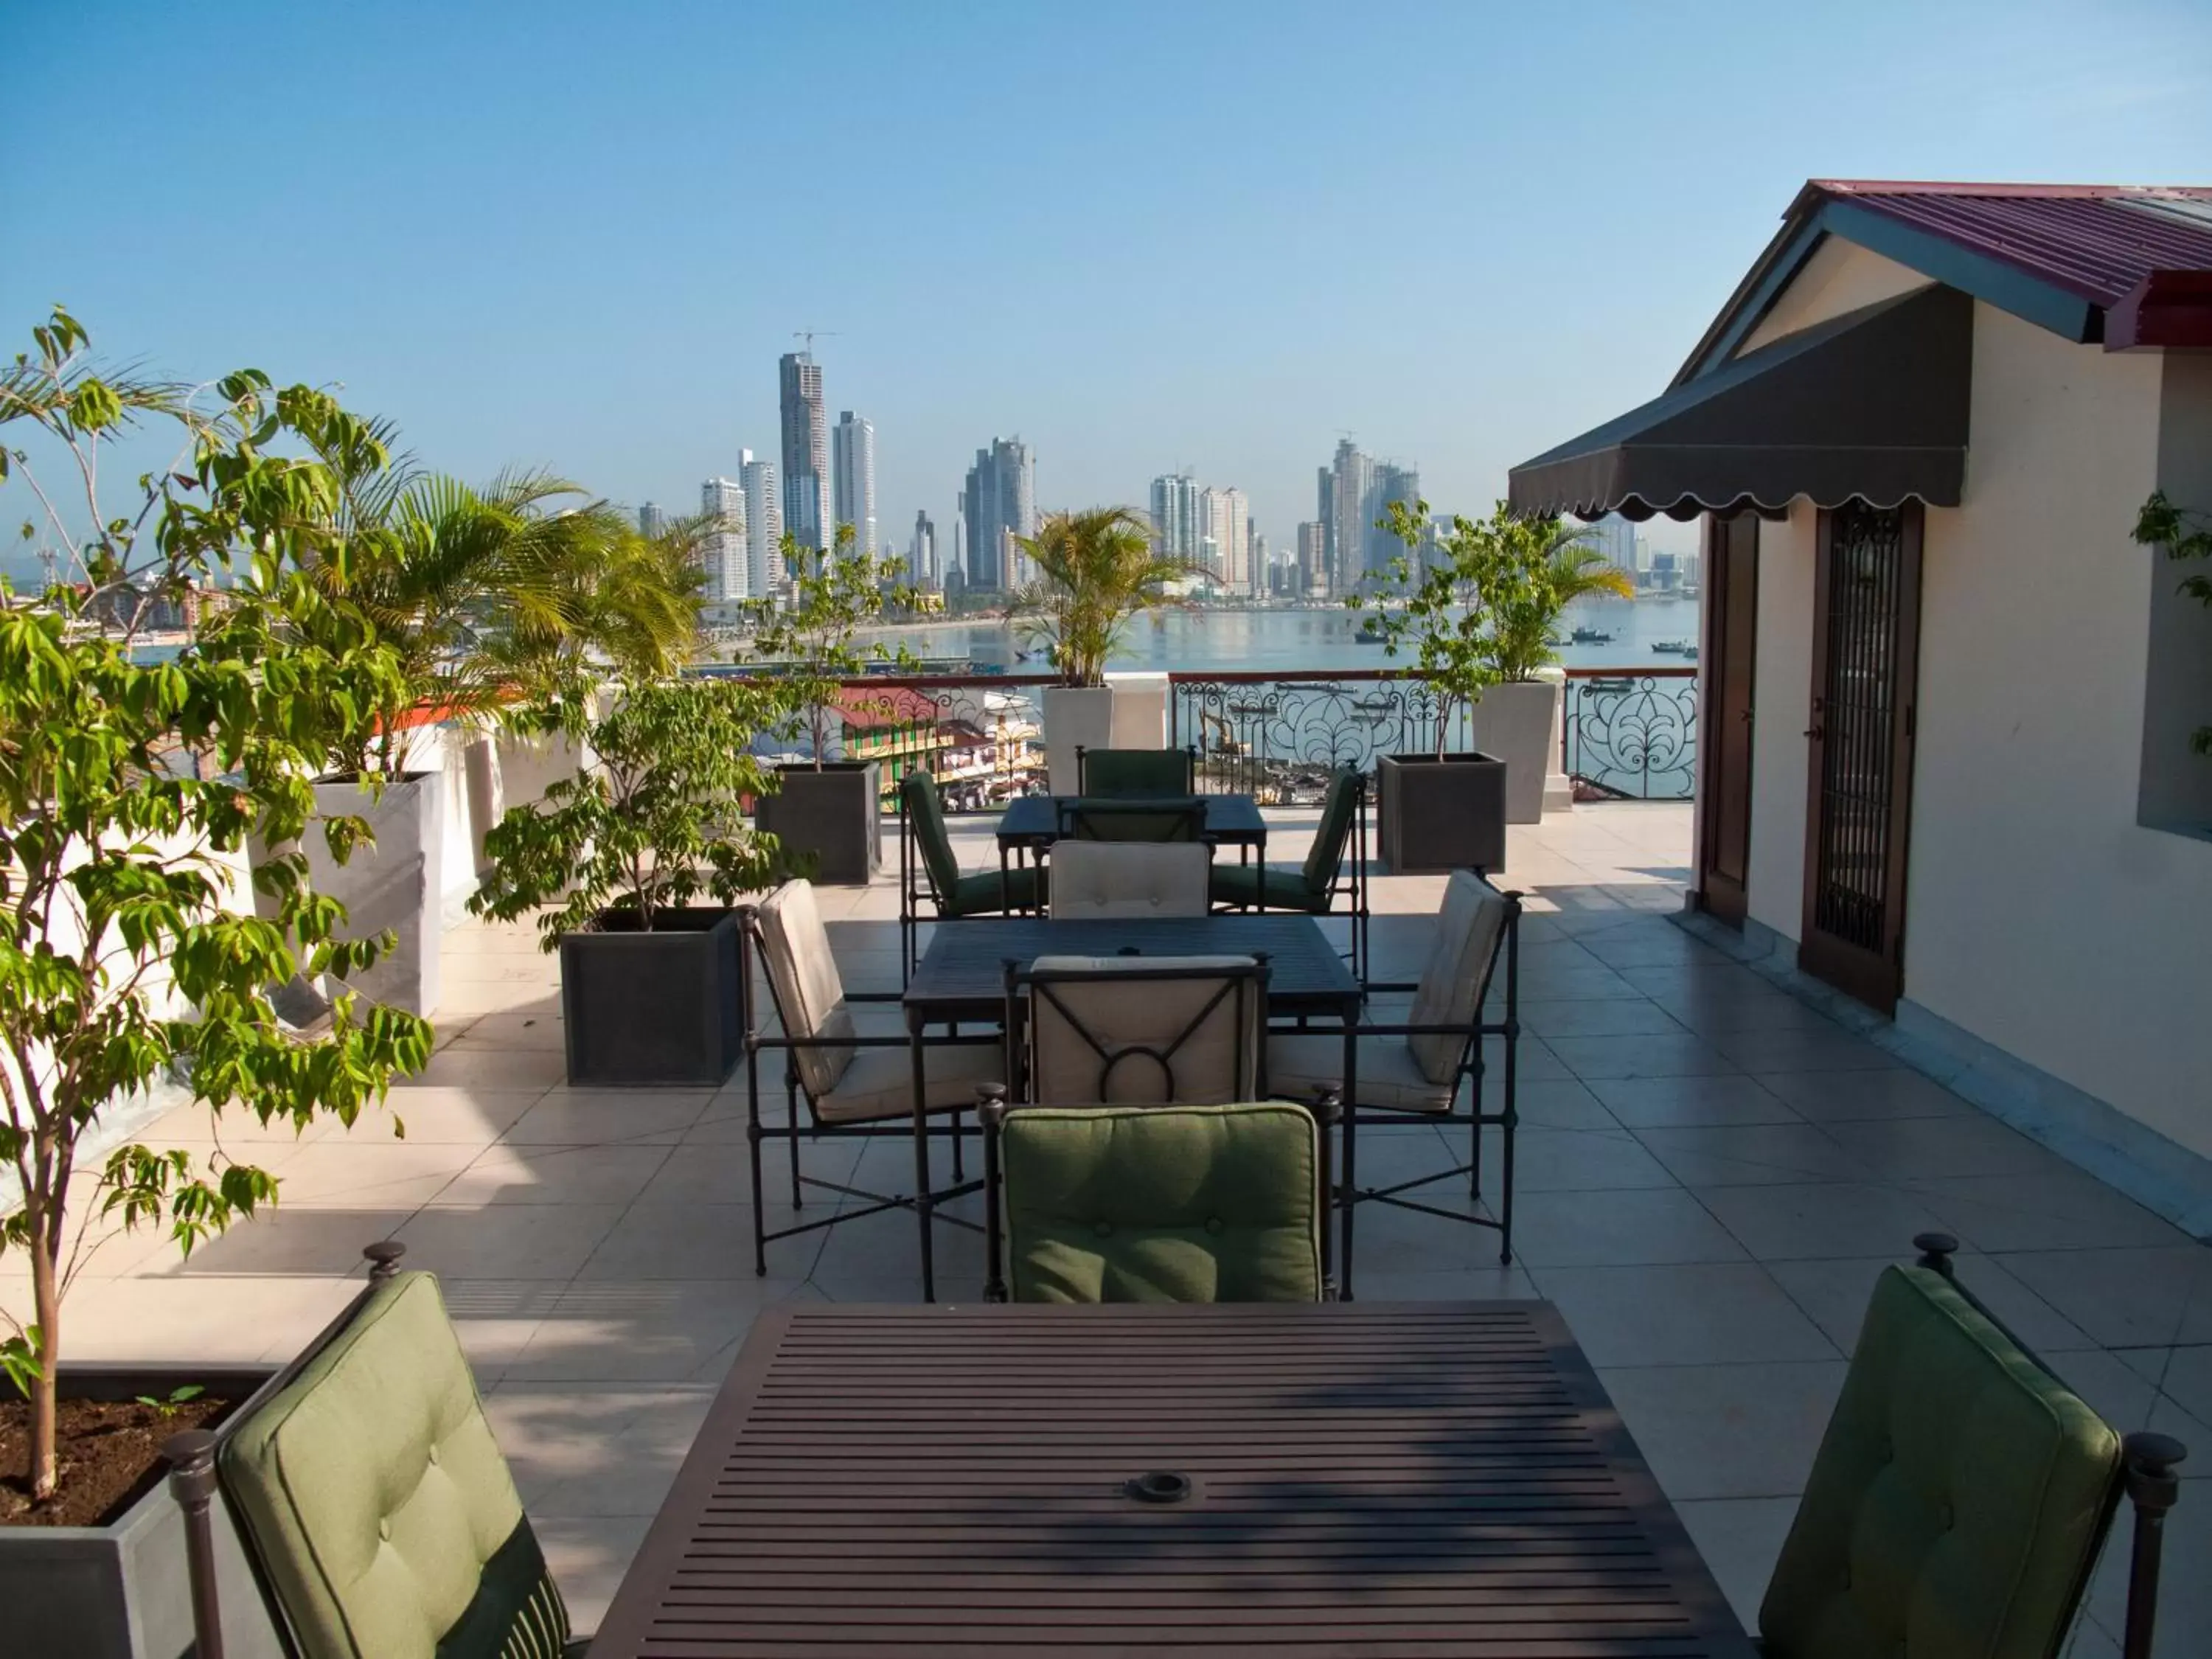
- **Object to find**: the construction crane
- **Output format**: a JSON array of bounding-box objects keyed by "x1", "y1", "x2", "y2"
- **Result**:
[{"x1": 791, "y1": 329, "x2": 842, "y2": 354}]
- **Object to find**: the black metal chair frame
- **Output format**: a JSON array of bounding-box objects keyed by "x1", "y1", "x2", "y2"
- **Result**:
[
  {"x1": 737, "y1": 902, "x2": 998, "y2": 1278},
  {"x1": 1331, "y1": 886, "x2": 1522, "y2": 1298},
  {"x1": 1074, "y1": 742, "x2": 1199, "y2": 796},
  {"x1": 1209, "y1": 768, "x2": 1372, "y2": 986},
  {"x1": 896, "y1": 771, "x2": 1026, "y2": 985},
  {"x1": 1002, "y1": 954, "x2": 1271, "y2": 1105}
]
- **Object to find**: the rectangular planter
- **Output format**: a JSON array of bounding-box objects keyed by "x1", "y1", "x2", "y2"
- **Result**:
[
  {"x1": 1467, "y1": 679, "x2": 1564, "y2": 824},
  {"x1": 1374, "y1": 752, "x2": 1507, "y2": 874},
  {"x1": 560, "y1": 907, "x2": 745, "y2": 1085},
  {"x1": 307, "y1": 771, "x2": 445, "y2": 1016},
  {"x1": 1042, "y1": 686, "x2": 1116, "y2": 796},
  {"x1": 1, "y1": 1363, "x2": 287, "y2": 1659},
  {"x1": 756, "y1": 761, "x2": 882, "y2": 886}
]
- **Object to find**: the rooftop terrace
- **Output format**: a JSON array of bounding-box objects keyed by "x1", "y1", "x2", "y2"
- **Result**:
[{"x1": 42, "y1": 800, "x2": 2210, "y2": 1652}]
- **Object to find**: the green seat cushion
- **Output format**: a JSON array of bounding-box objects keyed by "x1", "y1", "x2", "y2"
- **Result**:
[
  {"x1": 1759, "y1": 1264, "x2": 2122, "y2": 1659},
  {"x1": 1302, "y1": 768, "x2": 1360, "y2": 892},
  {"x1": 1207, "y1": 861, "x2": 1332, "y2": 912},
  {"x1": 220, "y1": 1272, "x2": 570, "y2": 1659},
  {"x1": 945, "y1": 864, "x2": 1046, "y2": 917},
  {"x1": 1000, "y1": 1103, "x2": 1321, "y2": 1304},
  {"x1": 901, "y1": 771, "x2": 963, "y2": 900},
  {"x1": 1079, "y1": 748, "x2": 1193, "y2": 796}
]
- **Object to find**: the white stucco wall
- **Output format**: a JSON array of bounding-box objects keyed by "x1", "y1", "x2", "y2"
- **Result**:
[{"x1": 1738, "y1": 237, "x2": 1930, "y2": 353}]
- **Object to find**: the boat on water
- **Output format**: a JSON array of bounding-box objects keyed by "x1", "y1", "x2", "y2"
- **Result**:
[
  {"x1": 1652, "y1": 639, "x2": 1691, "y2": 655},
  {"x1": 1355, "y1": 624, "x2": 1387, "y2": 644},
  {"x1": 1682, "y1": 644, "x2": 1700, "y2": 662},
  {"x1": 1570, "y1": 626, "x2": 1613, "y2": 644}
]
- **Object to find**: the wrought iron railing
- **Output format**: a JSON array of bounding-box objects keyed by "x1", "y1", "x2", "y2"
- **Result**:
[
  {"x1": 1560, "y1": 669, "x2": 1698, "y2": 800},
  {"x1": 1168, "y1": 671, "x2": 1467, "y2": 804}
]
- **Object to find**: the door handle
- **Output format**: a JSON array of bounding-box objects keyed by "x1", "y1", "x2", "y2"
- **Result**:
[{"x1": 1803, "y1": 726, "x2": 1823, "y2": 740}]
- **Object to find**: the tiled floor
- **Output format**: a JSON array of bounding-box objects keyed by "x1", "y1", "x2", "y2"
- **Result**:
[{"x1": 53, "y1": 801, "x2": 2212, "y2": 1652}]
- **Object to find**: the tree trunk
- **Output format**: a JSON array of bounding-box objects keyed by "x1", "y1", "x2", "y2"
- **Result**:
[{"x1": 28, "y1": 1235, "x2": 59, "y2": 1502}]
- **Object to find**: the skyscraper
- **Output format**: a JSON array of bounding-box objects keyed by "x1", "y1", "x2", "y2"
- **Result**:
[
  {"x1": 1329, "y1": 439, "x2": 1374, "y2": 592},
  {"x1": 637, "y1": 501, "x2": 667, "y2": 539},
  {"x1": 1368, "y1": 462, "x2": 1421, "y2": 580},
  {"x1": 699, "y1": 477, "x2": 748, "y2": 604},
  {"x1": 1148, "y1": 472, "x2": 1200, "y2": 563},
  {"x1": 778, "y1": 352, "x2": 830, "y2": 554},
  {"x1": 961, "y1": 437, "x2": 1034, "y2": 591},
  {"x1": 1315, "y1": 468, "x2": 1335, "y2": 582},
  {"x1": 1296, "y1": 521, "x2": 1326, "y2": 596},
  {"x1": 1249, "y1": 523, "x2": 1268, "y2": 599},
  {"x1": 909, "y1": 509, "x2": 937, "y2": 585},
  {"x1": 740, "y1": 450, "x2": 783, "y2": 599},
  {"x1": 1200, "y1": 486, "x2": 1248, "y2": 590},
  {"x1": 832, "y1": 411, "x2": 876, "y2": 557}
]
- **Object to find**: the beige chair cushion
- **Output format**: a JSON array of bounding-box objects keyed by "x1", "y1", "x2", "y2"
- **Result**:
[
  {"x1": 816, "y1": 1040, "x2": 1008, "y2": 1124},
  {"x1": 1024, "y1": 956, "x2": 1261, "y2": 1106},
  {"x1": 1047, "y1": 841, "x2": 1211, "y2": 919},
  {"x1": 1268, "y1": 1031, "x2": 1457, "y2": 1113},
  {"x1": 756, "y1": 879, "x2": 855, "y2": 1098},
  {"x1": 1406, "y1": 871, "x2": 1512, "y2": 1085}
]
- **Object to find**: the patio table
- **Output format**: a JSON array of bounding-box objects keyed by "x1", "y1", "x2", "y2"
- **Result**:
[
  {"x1": 588, "y1": 1301, "x2": 1759, "y2": 1658},
  {"x1": 902, "y1": 914, "x2": 1360, "y2": 1300},
  {"x1": 995, "y1": 792, "x2": 1268, "y2": 913}
]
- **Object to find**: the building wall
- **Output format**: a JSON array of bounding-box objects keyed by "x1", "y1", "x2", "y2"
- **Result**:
[{"x1": 1738, "y1": 237, "x2": 1930, "y2": 353}]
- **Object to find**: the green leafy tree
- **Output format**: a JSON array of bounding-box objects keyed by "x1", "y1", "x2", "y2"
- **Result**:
[
  {"x1": 468, "y1": 678, "x2": 790, "y2": 941},
  {"x1": 739, "y1": 525, "x2": 917, "y2": 765},
  {"x1": 1011, "y1": 507, "x2": 1192, "y2": 686},
  {"x1": 2134, "y1": 490, "x2": 2212, "y2": 756},
  {"x1": 1484, "y1": 515, "x2": 1635, "y2": 682},
  {"x1": 0, "y1": 310, "x2": 433, "y2": 1503}
]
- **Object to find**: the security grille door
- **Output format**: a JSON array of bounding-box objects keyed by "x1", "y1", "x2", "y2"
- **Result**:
[{"x1": 1798, "y1": 501, "x2": 1922, "y2": 1012}]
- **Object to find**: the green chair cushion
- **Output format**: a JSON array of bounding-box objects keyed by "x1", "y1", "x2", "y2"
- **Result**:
[
  {"x1": 945, "y1": 865, "x2": 1046, "y2": 917},
  {"x1": 1207, "y1": 860, "x2": 1332, "y2": 913},
  {"x1": 1000, "y1": 1103, "x2": 1321, "y2": 1304},
  {"x1": 1301, "y1": 768, "x2": 1360, "y2": 893},
  {"x1": 1759, "y1": 1264, "x2": 2122, "y2": 1659},
  {"x1": 1079, "y1": 747, "x2": 1193, "y2": 797},
  {"x1": 901, "y1": 771, "x2": 962, "y2": 902},
  {"x1": 220, "y1": 1272, "x2": 571, "y2": 1659}
]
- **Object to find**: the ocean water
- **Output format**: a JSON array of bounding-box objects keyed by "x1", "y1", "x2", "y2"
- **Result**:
[{"x1": 867, "y1": 592, "x2": 1702, "y2": 676}]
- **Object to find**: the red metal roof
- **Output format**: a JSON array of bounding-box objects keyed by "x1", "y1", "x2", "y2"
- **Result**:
[{"x1": 1802, "y1": 180, "x2": 2212, "y2": 307}]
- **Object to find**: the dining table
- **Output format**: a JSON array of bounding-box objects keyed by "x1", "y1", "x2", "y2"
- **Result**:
[
  {"x1": 995, "y1": 792, "x2": 1270, "y2": 913},
  {"x1": 588, "y1": 1301, "x2": 1759, "y2": 1658},
  {"x1": 900, "y1": 913, "x2": 1360, "y2": 1301}
]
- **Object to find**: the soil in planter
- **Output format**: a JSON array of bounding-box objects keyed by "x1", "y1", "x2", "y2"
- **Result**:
[{"x1": 0, "y1": 1394, "x2": 234, "y2": 1528}]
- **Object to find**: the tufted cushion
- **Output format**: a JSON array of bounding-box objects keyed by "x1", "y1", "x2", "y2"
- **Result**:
[
  {"x1": 220, "y1": 1272, "x2": 569, "y2": 1659},
  {"x1": 999, "y1": 1103, "x2": 1321, "y2": 1302},
  {"x1": 1267, "y1": 1030, "x2": 1456, "y2": 1113},
  {"x1": 815, "y1": 1040, "x2": 1008, "y2": 1124},
  {"x1": 756, "y1": 879, "x2": 854, "y2": 1098},
  {"x1": 1078, "y1": 746, "x2": 1193, "y2": 797},
  {"x1": 1048, "y1": 841, "x2": 1211, "y2": 919},
  {"x1": 1406, "y1": 871, "x2": 1510, "y2": 1085},
  {"x1": 1759, "y1": 1265, "x2": 2122, "y2": 1659},
  {"x1": 1024, "y1": 956, "x2": 1261, "y2": 1105},
  {"x1": 1301, "y1": 766, "x2": 1360, "y2": 894},
  {"x1": 1208, "y1": 861, "x2": 1335, "y2": 914}
]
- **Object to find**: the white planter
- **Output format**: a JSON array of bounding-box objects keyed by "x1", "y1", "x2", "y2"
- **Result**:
[
  {"x1": 467, "y1": 731, "x2": 588, "y2": 878},
  {"x1": 1042, "y1": 686, "x2": 1116, "y2": 796},
  {"x1": 305, "y1": 772, "x2": 446, "y2": 1016},
  {"x1": 1467, "y1": 680, "x2": 1564, "y2": 824},
  {"x1": 1104, "y1": 672, "x2": 1169, "y2": 748}
]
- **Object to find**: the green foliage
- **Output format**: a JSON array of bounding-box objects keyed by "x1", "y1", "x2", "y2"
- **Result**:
[
  {"x1": 1010, "y1": 507, "x2": 1192, "y2": 687},
  {"x1": 133, "y1": 1382, "x2": 206, "y2": 1418},
  {"x1": 739, "y1": 525, "x2": 917, "y2": 765},
  {"x1": 2134, "y1": 490, "x2": 2212, "y2": 756},
  {"x1": 1353, "y1": 500, "x2": 1630, "y2": 754},
  {"x1": 470, "y1": 678, "x2": 790, "y2": 942},
  {"x1": 0, "y1": 308, "x2": 436, "y2": 1500}
]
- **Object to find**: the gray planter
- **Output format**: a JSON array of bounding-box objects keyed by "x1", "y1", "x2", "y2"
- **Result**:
[
  {"x1": 0, "y1": 1363, "x2": 286, "y2": 1659},
  {"x1": 307, "y1": 771, "x2": 445, "y2": 1016},
  {"x1": 560, "y1": 907, "x2": 745, "y2": 1085},
  {"x1": 757, "y1": 761, "x2": 882, "y2": 886},
  {"x1": 1374, "y1": 752, "x2": 1508, "y2": 874}
]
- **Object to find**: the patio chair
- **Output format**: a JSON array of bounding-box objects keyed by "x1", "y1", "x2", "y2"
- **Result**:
[
  {"x1": 1074, "y1": 743, "x2": 1197, "y2": 797},
  {"x1": 1759, "y1": 1234, "x2": 2186, "y2": 1659},
  {"x1": 899, "y1": 768, "x2": 1046, "y2": 977},
  {"x1": 1008, "y1": 953, "x2": 1269, "y2": 1105},
  {"x1": 1046, "y1": 840, "x2": 1211, "y2": 919},
  {"x1": 1058, "y1": 795, "x2": 1207, "y2": 842},
  {"x1": 170, "y1": 1244, "x2": 588, "y2": 1659},
  {"x1": 1267, "y1": 869, "x2": 1519, "y2": 1290},
  {"x1": 978, "y1": 1101, "x2": 1330, "y2": 1303},
  {"x1": 1208, "y1": 762, "x2": 1368, "y2": 973},
  {"x1": 740, "y1": 878, "x2": 1006, "y2": 1276}
]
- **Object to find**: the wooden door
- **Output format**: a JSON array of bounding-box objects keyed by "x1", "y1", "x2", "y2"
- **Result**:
[
  {"x1": 1697, "y1": 513, "x2": 1759, "y2": 926},
  {"x1": 1799, "y1": 501, "x2": 1923, "y2": 1012}
]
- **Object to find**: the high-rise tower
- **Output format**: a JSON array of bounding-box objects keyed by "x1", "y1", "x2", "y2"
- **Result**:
[
  {"x1": 699, "y1": 478, "x2": 748, "y2": 604},
  {"x1": 1148, "y1": 473, "x2": 1200, "y2": 563},
  {"x1": 637, "y1": 501, "x2": 667, "y2": 539},
  {"x1": 961, "y1": 437, "x2": 1034, "y2": 591},
  {"x1": 909, "y1": 510, "x2": 937, "y2": 585},
  {"x1": 779, "y1": 352, "x2": 830, "y2": 554},
  {"x1": 1200, "y1": 486, "x2": 1248, "y2": 589},
  {"x1": 740, "y1": 450, "x2": 783, "y2": 599},
  {"x1": 832, "y1": 411, "x2": 876, "y2": 558},
  {"x1": 1329, "y1": 439, "x2": 1374, "y2": 591}
]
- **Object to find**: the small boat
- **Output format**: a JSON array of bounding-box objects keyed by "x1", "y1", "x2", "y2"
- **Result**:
[
  {"x1": 1652, "y1": 639, "x2": 1691, "y2": 654},
  {"x1": 1570, "y1": 626, "x2": 1613, "y2": 644},
  {"x1": 1682, "y1": 644, "x2": 1700, "y2": 662},
  {"x1": 1355, "y1": 624, "x2": 1387, "y2": 644}
]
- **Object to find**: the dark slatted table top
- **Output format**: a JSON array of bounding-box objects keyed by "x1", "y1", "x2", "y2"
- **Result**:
[
  {"x1": 590, "y1": 1303, "x2": 1757, "y2": 1658},
  {"x1": 996, "y1": 793, "x2": 1267, "y2": 846},
  {"x1": 902, "y1": 914, "x2": 1357, "y2": 1021}
]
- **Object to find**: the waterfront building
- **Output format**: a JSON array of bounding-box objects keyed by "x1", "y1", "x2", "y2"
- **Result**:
[
  {"x1": 1148, "y1": 472, "x2": 1200, "y2": 562},
  {"x1": 1200, "y1": 485, "x2": 1248, "y2": 589},
  {"x1": 1296, "y1": 521, "x2": 1326, "y2": 596},
  {"x1": 779, "y1": 352, "x2": 831, "y2": 553},
  {"x1": 1326, "y1": 439, "x2": 1372, "y2": 591},
  {"x1": 909, "y1": 510, "x2": 937, "y2": 585},
  {"x1": 832, "y1": 411, "x2": 876, "y2": 557},
  {"x1": 1250, "y1": 523, "x2": 1268, "y2": 598},
  {"x1": 698, "y1": 476, "x2": 747, "y2": 603},
  {"x1": 1369, "y1": 462, "x2": 1421, "y2": 580},
  {"x1": 961, "y1": 437, "x2": 1034, "y2": 591},
  {"x1": 637, "y1": 501, "x2": 666, "y2": 538},
  {"x1": 740, "y1": 451, "x2": 783, "y2": 598}
]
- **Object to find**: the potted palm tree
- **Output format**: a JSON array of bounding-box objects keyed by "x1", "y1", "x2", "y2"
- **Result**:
[
  {"x1": 1012, "y1": 507, "x2": 1192, "y2": 793},
  {"x1": 740, "y1": 527, "x2": 917, "y2": 883}
]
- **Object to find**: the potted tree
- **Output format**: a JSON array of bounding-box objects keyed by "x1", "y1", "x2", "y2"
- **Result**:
[
  {"x1": 1012, "y1": 507, "x2": 1192, "y2": 794},
  {"x1": 0, "y1": 312, "x2": 434, "y2": 1653},
  {"x1": 469, "y1": 675, "x2": 789, "y2": 1085},
  {"x1": 740, "y1": 526, "x2": 917, "y2": 883}
]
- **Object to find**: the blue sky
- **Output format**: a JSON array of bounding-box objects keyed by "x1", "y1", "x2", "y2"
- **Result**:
[{"x1": 5, "y1": 0, "x2": 2208, "y2": 570}]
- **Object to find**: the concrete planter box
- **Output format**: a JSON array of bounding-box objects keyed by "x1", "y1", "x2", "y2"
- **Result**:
[
  {"x1": 309, "y1": 771, "x2": 445, "y2": 1016},
  {"x1": 756, "y1": 761, "x2": 882, "y2": 886},
  {"x1": 1374, "y1": 752, "x2": 1507, "y2": 874},
  {"x1": 560, "y1": 907, "x2": 744, "y2": 1085},
  {"x1": 0, "y1": 1363, "x2": 287, "y2": 1659},
  {"x1": 1467, "y1": 679, "x2": 1565, "y2": 824},
  {"x1": 1042, "y1": 686, "x2": 1116, "y2": 796}
]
